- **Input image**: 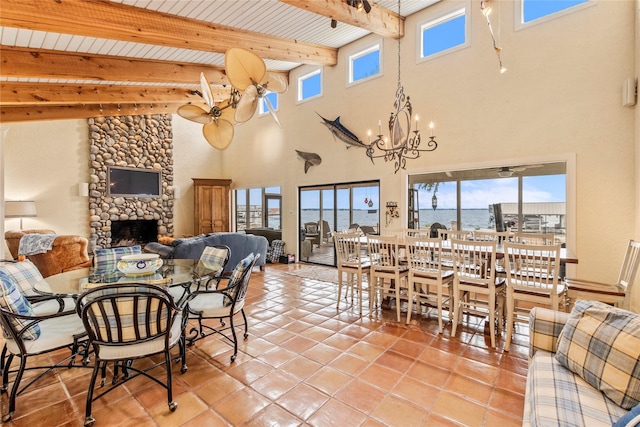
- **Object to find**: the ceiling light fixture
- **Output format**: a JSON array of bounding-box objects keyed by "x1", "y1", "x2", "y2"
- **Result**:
[
  {"x1": 365, "y1": 0, "x2": 438, "y2": 174},
  {"x1": 480, "y1": 0, "x2": 506, "y2": 74}
]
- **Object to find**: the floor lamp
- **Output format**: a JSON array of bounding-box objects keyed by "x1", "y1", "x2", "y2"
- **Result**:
[{"x1": 5, "y1": 201, "x2": 37, "y2": 230}]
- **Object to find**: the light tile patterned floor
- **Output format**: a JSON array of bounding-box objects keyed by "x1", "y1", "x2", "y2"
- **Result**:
[{"x1": 1, "y1": 263, "x2": 530, "y2": 426}]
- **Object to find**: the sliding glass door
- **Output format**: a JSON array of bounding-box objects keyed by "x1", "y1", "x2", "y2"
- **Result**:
[{"x1": 299, "y1": 180, "x2": 379, "y2": 266}]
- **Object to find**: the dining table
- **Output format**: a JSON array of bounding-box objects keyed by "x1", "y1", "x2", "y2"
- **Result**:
[{"x1": 33, "y1": 258, "x2": 219, "y2": 299}]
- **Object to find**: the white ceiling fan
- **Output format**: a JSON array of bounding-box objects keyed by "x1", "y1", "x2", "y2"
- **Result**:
[
  {"x1": 177, "y1": 48, "x2": 288, "y2": 150},
  {"x1": 225, "y1": 48, "x2": 288, "y2": 127},
  {"x1": 177, "y1": 73, "x2": 239, "y2": 150}
]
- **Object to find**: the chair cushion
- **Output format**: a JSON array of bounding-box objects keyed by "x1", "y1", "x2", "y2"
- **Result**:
[
  {"x1": 4, "y1": 312, "x2": 85, "y2": 355},
  {"x1": 555, "y1": 300, "x2": 640, "y2": 410},
  {"x1": 93, "y1": 245, "x2": 141, "y2": 272},
  {"x1": 0, "y1": 270, "x2": 40, "y2": 340},
  {"x1": 0, "y1": 259, "x2": 43, "y2": 295}
]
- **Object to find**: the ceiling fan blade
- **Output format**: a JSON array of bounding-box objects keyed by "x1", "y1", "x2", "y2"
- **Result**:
[
  {"x1": 202, "y1": 119, "x2": 234, "y2": 150},
  {"x1": 261, "y1": 71, "x2": 288, "y2": 93},
  {"x1": 235, "y1": 85, "x2": 259, "y2": 123},
  {"x1": 199, "y1": 72, "x2": 215, "y2": 108},
  {"x1": 225, "y1": 48, "x2": 266, "y2": 91},
  {"x1": 177, "y1": 104, "x2": 212, "y2": 124},
  {"x1": 264, "y1": 96, "x2": 282, "y2": 128}
]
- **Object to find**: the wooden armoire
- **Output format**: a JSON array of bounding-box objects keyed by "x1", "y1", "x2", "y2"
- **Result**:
[{"x1": 192, "y1": 178, "x2": 232, "y2": 235}]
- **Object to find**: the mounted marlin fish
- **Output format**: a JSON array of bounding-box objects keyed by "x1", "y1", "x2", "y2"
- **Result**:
[{"x1": 316, "y1": 113, "x2": 367, "y2": 149}]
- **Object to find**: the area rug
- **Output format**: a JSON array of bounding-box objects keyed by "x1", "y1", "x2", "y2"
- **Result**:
[{"x1": 285, "y1": 264, "x2": 339, "y2": 284}]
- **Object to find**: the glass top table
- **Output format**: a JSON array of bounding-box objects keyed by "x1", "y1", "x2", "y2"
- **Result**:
[{"x1": 33, "y1": 259, "x2": 218, "y2": 297}]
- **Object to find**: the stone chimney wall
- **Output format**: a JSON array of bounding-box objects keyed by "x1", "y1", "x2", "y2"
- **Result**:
[{"x1": 88, "y1": 114, "x2": 174, "y2": 249}]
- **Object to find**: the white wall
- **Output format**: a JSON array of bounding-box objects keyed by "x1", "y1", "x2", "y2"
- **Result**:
[{"x1": 2, "y1": 1, "x2": 638, "y2": 307}]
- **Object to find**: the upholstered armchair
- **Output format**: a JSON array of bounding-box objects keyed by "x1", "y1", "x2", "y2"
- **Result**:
[
  {"x1": 4, "y1": 231, "x2": 92, "y2": 278},
  {"x1": 5, "y1": 229, "x2": 55, "y2": 259}
]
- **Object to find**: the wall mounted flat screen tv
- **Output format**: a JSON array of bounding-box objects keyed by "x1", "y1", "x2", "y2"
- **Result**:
[{"x1": 107, "y1": 167, "x2": 162, "y2": 197}]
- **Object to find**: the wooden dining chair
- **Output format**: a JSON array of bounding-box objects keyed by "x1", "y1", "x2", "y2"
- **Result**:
[
  {"x1": 405, "y1": 236, "x2": 453, "y2": 332},
  {"x1": 512, "y1": 232, "x2": 556, "y2": 245},
  {"x1": 503, "y1": 242, "x2": 563, "y2": 351},
  {"x1": 565, "y1": 239, "x2": 640, "y2": 311},
  {"x1": 334, "y1": 232, "x2": 371, "y2": 315},
  {"x1": 450, "y1": 239, "x2": 505, "y2": 348},
  {"x1": 366, "y1": 234, "x2": 409, "y2": 322}
]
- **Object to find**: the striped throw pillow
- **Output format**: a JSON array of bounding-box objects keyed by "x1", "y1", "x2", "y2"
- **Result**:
[{"x1": 556, "y1": 300, "x2": 640, "y2": 410}]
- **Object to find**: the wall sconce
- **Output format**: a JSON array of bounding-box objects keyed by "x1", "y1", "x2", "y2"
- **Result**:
[
  {"x1": 78, "y1": 182, "x2": 89, "y2": 197},
  {"x1": 5, "y1": 201, "x2": 37, "y2": 230},
  {"x1": 385, "y1": 201, "x2": 399, "y2": 225}
]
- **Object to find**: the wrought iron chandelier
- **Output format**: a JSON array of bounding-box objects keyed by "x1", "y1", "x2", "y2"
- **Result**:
[{"x1": 365, "y1": 0, "x2": 438, "y2": 174}]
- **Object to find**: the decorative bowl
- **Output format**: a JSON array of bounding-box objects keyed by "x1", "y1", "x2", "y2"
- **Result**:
[{"x1": 117, "y1": 253, "x2": 163, "y2": 276}]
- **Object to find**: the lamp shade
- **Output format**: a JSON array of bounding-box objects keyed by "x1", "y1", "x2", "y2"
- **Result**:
[{"x1": 5, "y1": 201, "x2": 37, "y2": 218}]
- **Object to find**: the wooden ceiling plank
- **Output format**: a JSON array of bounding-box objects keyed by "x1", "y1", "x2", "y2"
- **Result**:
[
  {"x1": 0, "y1": 0, "x2": 338, "y2": 66},
  {"x1": 280, "y1": 0, "x2": 404, "y2": 39},
  {"x1": 0, "y1": 81, "x2": 232, "y2": 106},
  {"x1": 0, "y1": 46, "x2": 232, "y2": 85},
  {"x1": 0, "y1": 103, "x2": 183, "y2": 123}
]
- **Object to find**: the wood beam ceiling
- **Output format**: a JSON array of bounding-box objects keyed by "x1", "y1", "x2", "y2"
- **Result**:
[
  {"x1": 0, "y1": 0, "x2": 338, "y2": 66},
  {"x1": 0, "y1": 0, "x2": 403, "y2": 122},
  {"x1": 280, "y1": 0, "x2": 404, "y2": 39}
]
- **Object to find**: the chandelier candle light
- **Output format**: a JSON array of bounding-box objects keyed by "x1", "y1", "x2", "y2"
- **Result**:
[{"x1": 365, "y1": 0, "x2": 438, "y2": 174}]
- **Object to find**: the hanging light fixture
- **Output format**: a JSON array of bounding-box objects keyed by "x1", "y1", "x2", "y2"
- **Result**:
[
  {"x1": 365, "y1": 0, "x2": 438, "y2": 174},
  {"x1": 432, "y1": 193, "x2": 438, "y2": 210},
  {"x1": 480, "y1": 0, "x2": 507, "y2": 74}
]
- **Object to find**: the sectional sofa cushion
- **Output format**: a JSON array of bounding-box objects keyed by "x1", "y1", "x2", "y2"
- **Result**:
[{"x1": 555, "y1": 300, "x2": 640, "y2": 410}]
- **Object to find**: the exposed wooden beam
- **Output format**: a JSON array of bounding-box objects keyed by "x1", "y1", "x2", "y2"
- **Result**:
[
  {"x1": 0, "y1": 103, "x2": 183, "y2": 123},
  {"x1": 0, "y1": 46, "x2": 233, "y2": 85},
  {"x1": 280, "y1": 0, "x2": 403, "y2": 39},
  {"x1": 0, "y1": 0, "x2": 338, "y2": 66},
  {"x1": 0, "y1": 82, "x2": 233, "y2": 106}
]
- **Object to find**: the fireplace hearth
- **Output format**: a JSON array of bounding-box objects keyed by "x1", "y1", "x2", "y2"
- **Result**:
[{"x1": 111, "y1": 220, "x2": 158, "y2": 247}]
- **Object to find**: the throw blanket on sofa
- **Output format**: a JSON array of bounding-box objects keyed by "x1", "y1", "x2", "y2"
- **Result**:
[{"x1": 18, "y1": 233, "x2": 56, "y2": 255}]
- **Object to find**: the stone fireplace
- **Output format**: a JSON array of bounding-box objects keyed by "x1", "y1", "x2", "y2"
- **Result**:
[{"x1": 88, "y1": 114, "x2": 174, "y2": 249}]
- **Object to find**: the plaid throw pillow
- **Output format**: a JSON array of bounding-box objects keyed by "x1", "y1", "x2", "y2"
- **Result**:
[
  {"x1": 94, "y1": 246, "x2": 142, "y2": 272},
  {"x1": 556, "y1": 300, "x2": 640, "y2": 410},
  {"x1": 0, "y1": 270, "x2": 40, "y2": 340},
  {"x1": 0, "y1": 260, "x2": 43, "y2": 295},
  {"x1": 270, "y1": 240, "x2": 285, "y2": 263},
  {"x1": 228, "y1": 254, "x2": 255, "y2": 286},
  {"x1": 200, "y1": 246, "x2": 229, "y2": 275}
]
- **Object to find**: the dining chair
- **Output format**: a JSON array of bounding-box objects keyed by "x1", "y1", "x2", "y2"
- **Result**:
[
  {"x1": 185, "y1": 253, "x2": 260, "y2": 362},
  {"x1": 334, "y1": 232, "x2": 371, "y2": 315},
  {"x1": 438, "y1": 229, "x2": 471, "y2": 241},
  {"x1": 503, "y1": 242, "x2": 563, "y2": 352},
  {"x1": 565, "y1": 239, "x2": 640, "y2": 311},
  {"x1": 366, "y1": 235, "x2": 409, "y2": 322},
  {"x1": 405, "y1": 236, "x2": 453, "y2": 333},
  {"x1": 0, "y1": 270, "x2": 88, "y2": 422},
  {"x1": 169, "y1": 245, "x2": 230, "y2": 305},
  {"x1": 450, "y1": 239, "x2": 505, "y2": 348},
  {"x1": 472, "y1": 230, "x2": 510, "y2": 243},
  {"x1": 76, "y1": 283, "x2": 186, "y2": 427},
  {"x1": 512, "y1": 232, "x2": 556, "y2": 245}
]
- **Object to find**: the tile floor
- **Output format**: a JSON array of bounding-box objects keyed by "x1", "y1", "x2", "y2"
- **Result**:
[{"x1": 1, "y1": 263, "x2": 530, "y2": 427}]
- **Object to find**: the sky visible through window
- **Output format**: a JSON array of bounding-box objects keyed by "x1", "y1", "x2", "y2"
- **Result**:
[
  {"x1": 300, "y1": 71, "x2": 321, "y2": 100},
  {"x1": 259, "y1": 92, "x2": 278, "y2": 114},
  {"x1": 422, "y1": 12, "x2": 465, "y2": 58},
  {"x1": 523, "y1": 0, "x2": 588, "y2": 23},
  {"x1": 352, "y1": 48, "x2": 380, "y2": 82}
]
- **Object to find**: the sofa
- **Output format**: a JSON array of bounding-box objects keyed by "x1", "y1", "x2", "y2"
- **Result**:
[
  {"x1": 4, "y1": 230, "x2": 92, "y2": 278},
  {"x1": 144, "y1": 232, "x2": 268, "y2": 272},
  {"x1": 525, "y1": 301, "x2": 640, "y2": 426}
]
